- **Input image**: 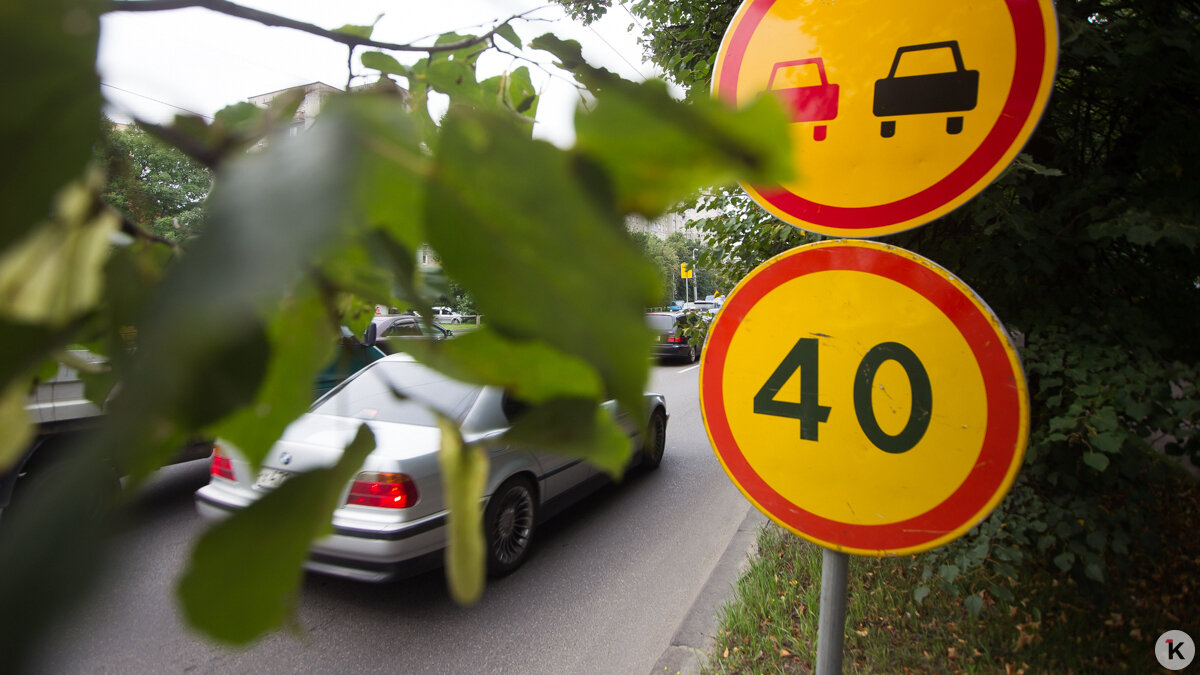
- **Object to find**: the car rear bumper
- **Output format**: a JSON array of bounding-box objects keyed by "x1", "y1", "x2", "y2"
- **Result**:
[
  {"x1": 194, "y1": 485, "x2": 450, "y2": 583},
  {"x1": 652, "y1": 344, "x2": 694, "y2": 360}
]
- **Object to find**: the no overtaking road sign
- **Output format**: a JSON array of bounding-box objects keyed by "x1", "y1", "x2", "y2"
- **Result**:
[{"x1": 712, "y1": 0, "x2": 1058, "y2": 237}]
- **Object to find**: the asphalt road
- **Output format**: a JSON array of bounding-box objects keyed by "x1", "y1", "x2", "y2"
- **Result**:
[{"x1": 28, "y1": 362, "x2": 755, "y2": 674}]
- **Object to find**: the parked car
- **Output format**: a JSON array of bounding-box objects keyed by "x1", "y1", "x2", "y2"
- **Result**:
[
  {"x1": 368, "y1": 315, "x2": 454, "y2": 354},
  {"x1": 2, "y1": 331, "x2": 384, "y2": 519},
  {"x1": 195, "y1": 353, "x2": 669, "y2": 581},
  {"x1": 682, "y1": 300, "x2": 721, "y2": 315},
  {"x1": 647, "y1": 311, "x2": 706, "y2": 363},
  {"x1": 431, "y1": 306, "x2": 464, "y2": 324}
]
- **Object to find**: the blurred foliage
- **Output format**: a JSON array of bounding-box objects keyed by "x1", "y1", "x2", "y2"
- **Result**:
[
  {"x1": 97, "y1": 119, "x2": 212, "y2": 242},
  {"x1": 629, "y1": 231, "x2": 717, "y2": 305},
  {"x1": 562, "y1": 0, "x2": 1200, "y2": 609},
  {"x1": 0, "y1": 0, "x2": 793, "y2": 662}
]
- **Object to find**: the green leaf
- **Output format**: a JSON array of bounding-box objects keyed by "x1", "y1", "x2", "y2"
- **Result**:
[
  {"x1": 994, "y1": 563, "x2": 1019, "y2": 580},
  {"x1": 98, "y1": 112, "x2": 362, "y2": 480},
  {"x1": 505, "y1": 66, "x2": 538, "y2": 118},
  {"x1": 208, "y1": 288, "x2": 337, "y2": 468},
  {"x1": 988, "y1": 583, "x2": 1015, "y2": 603},
  {"x1": 334, "y1": 15, "x2": 381, "y2": 40},
  {"x1": 503, "y1": 398, "x2": 633, "y2": 477},
  {"x1": 938, "y1": 563, "x2": 960, "y2": 583},
  {"x1": 913, "y1": 585, "x2": 930, "y2": 604},
  {"x1": 361, "y1": 51, "x2": 410, "y2": 77},
  {"x1": 494, "y1": 23, "x2": 522, "y2": 50},
  {"x1": 0, "y1": 173, "x2": 119, "y2": 326},
  {"x1": 0, "y1": 378, "x2": 34, "y2": 473},
  {"x1": 178, "y1": 423, "x2": 375, "y2": 644},
  {"x1": 532, "y1": 33, "x2": 793, "y2": 216},
  {"x1": 1082, "y1": 451, "x2": 1110, "y2": 472},
  {"x1": 1053, "y1": 552, "x2": 1076, "y2": 572},
  {"x1": 424, "y1": 106, "x2": 658, "y2": 414},
  {"x1": 1090, "y1": 407, "x2": 1119, "y2": 432},
  {"x1": 1089, "y1": 432, "x2": 1123, "y2": 454},
  {"x1": 212, "y1": 101, "x2": 267, "y2": 129},
  {"x1": 964, "y1": 594, "x2": 984, "y2": 616},
  {"x1": 438, "y1": 416, "x2": 488, "y2": 605},
  {"x1": 404, "y1": 330, "x2": 603, "y2": 403},
  {"x1": 427, "y1": 58, "x2": 480, "y2": 100},
  {"x1": 343, "y1": 95, "x2": 429, "y2": 253},
  {"x1": 0, "y1": 319, "x2": 60, "y2": 391},
  {"x1": 0, "y1": 0, "x2": 102, "y2": 251}
]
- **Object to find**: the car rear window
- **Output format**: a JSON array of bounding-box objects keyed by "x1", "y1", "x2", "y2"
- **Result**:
[
  {"x1": 313, "y1": 361, "x2": 481, "y2": 426},
  {"x1": 645, "y1": 314, "x2": 676, "y2": 332}
]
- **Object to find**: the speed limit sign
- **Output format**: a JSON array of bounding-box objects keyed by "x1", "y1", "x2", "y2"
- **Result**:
[{"x1": 699, "y1": 240, "x2": 1029, "y2": 555}]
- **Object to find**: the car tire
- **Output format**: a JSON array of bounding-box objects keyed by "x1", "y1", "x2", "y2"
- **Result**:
[
  {"x1": 484, "y1": 476, "x2": 538, "y2": 577},
  {"x1": 641, "y1": 408, "x2": 667, "y2": 470},
  {"x1": 451, "y1": 318, "x2": 460, "y2": 324},
  {"x1": 5, "y1": 438, "x2": 119, "y2": 526},
  {"x1": 686, "y1": 344, "x2": 697, "y2": 364}
]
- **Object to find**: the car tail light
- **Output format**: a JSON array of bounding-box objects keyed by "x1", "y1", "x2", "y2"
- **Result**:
[
  {"x1": 210, "y1": 446, "x2": 235, "y2": 481},
  {"x1": 667, "y1": 335, "x2": 686, "y2": 343},
  {"x1": 347, "y1": 472, "x2": 418, "y2": 509}
]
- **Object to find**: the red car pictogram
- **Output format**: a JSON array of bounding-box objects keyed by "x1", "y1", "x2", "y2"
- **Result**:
[{"x1": 768, "y1": 57, "x2": 839, "y2": 141}]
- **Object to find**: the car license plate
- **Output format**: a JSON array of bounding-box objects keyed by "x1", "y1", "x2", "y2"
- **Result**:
[{"x1": 254, "y1": 467, "x2": 292, "y2": 490}]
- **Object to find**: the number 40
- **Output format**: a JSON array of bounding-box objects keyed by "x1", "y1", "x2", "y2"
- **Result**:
[{"x1": 753, "y1": 337, "x2": 932, "y2": 454}]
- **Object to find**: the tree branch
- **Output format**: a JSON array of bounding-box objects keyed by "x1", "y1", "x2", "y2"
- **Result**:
[
  {"x1": 108, "y1": 0, "x2": 516, "y2": 53},
  {"x1": 137, "y1": 119, "x2": 226, "y2": 170},
  {"x1": 115, "y1": 208, "x2": 183, "y2": 252}
]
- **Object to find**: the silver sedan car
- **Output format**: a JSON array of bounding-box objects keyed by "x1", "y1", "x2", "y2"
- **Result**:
[{"x1": 195, "y1": 354, "x2": 668, "y2": 582}]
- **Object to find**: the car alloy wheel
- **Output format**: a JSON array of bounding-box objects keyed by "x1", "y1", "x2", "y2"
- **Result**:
[{"x1": 485, "y1": 477, "x2": 537, "y2": 576}]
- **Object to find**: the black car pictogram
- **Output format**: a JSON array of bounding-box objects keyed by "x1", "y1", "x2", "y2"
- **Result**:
[{"x1": 873, "y1": 40, "x2": 978, "y2": 138}]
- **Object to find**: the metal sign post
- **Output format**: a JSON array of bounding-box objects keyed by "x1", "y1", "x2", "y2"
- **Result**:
[{"x1": 816, "y1": 548, "x2": 849, "y2": 675}]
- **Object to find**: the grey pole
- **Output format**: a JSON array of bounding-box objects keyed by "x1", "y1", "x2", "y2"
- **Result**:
[
  {"x1": 816, "y1": 548, "x2": 849, "y2": 675},
  {"x1": 693, "y1": 248, "x2": 699, "y2": 302}
]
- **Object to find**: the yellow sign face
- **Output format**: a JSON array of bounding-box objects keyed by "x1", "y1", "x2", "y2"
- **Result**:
[
  {"x1": 681, "y1": 262, "x2": 694, "y2": 279},
  {"x1": 712, "y1": 0, "x2": 1058, "y2": 237},
  {"x1": 700, "y1": 241, "x2": 1029, "y2": 555}
]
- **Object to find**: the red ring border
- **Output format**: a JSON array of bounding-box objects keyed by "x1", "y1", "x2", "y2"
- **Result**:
[
  {"x1": 715, "y1": 0, "x2": 1053, "y2": 231},
  {"x1": 700, "y1": 243, "x2": 1026, "y2": 552}
]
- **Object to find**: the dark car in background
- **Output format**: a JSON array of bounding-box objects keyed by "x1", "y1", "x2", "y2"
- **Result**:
[
  {"x1": 369, "y1": 315, "x2": 454, "y2": 355},
  {"x1": 647, "y1": 311, "x2": 706, "y2": 364},
  {"x1": 314, "y1": 328, "x2": 388, "y2": 398}
]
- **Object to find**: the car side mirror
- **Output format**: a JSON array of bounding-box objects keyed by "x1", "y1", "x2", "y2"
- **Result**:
[{"x1": 363, "y1": 322, "x2": 378, "y2": 347}]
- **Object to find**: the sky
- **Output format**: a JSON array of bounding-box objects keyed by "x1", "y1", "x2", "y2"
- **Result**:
[{"x1": 97, "y1": 0, "x2": 667, "y2": 147}]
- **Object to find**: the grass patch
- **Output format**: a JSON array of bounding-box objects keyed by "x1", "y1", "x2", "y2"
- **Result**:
[{"x1": 705, "y1": 477, "x2": 1199, "y2": 673}]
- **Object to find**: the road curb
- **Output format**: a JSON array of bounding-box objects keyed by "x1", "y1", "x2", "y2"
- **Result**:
[{"x1": 651, "y1": 507, "x2": 767, "y2": 675}]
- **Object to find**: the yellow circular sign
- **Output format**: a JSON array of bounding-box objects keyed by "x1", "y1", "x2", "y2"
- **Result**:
[
  {"x1": 700, "y1": 241, "x2": 1030, "y2": 555},
  {"x1": 713, "y1": 0, "x2": 1058, "y2": 237}
]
